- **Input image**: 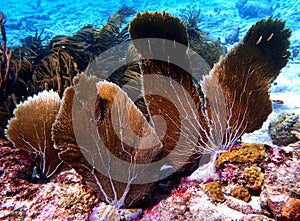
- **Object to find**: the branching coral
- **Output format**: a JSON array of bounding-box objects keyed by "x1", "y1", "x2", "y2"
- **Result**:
[
  {"x1": 179, "y1": 5, "x2": 224, "y2": 68},
  {"x1": 35, "y1": 5, "x2": 135, "y2": 97},
  {"x1": 180, "y1": 5, "x2": 202, "y2": 29},
  {"x1": 0, "y1": 12, "x2": 35, "y2": 138}
]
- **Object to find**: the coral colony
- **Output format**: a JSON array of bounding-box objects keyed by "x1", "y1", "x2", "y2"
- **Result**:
[{"x1": 1, "y1": 5, "x2": 293, "y2": 221}]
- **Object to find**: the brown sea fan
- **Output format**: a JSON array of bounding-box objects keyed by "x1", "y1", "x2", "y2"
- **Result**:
[
  {"x1": 5, "y1": 90, "x2": 66, "y2": 180},
  {"x1": 129, "y1": 12, "x2": 291, "y2": 181},
  {"x1": 52, "y1": 74, "x2": 164, "y2": 208},
  {"x1": 3, "y1": 10, "x2": 291, "y2": 220}
]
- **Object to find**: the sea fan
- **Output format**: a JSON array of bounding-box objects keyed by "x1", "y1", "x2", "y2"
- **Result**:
[
  {"x1": 3, "y1": 10, "x2": 291, "y2": 220},
  {"x1": 5, "y1": 90, "x2": 66, "y2": 180},
  {"x1": 52, "y1": 74, "x2": 164, "y2": 210},
  {"x1": 129, "y1": 12, "x2": 291, "y2": 182}
]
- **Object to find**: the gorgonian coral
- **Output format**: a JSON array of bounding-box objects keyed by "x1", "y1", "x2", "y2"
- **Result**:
[
  {"x1": 0, "y1": 6, "x2": 135, "y2": 139},
  {"x1": 4, "y1": 10, "x2": 291, "y2": 221},
  {"x1": 5, "y1": 90, "x2": 67, "y2": 180},
  {"x1": 129, "y1": 12, "x2": 291, "y2": 182},
  {"x1": 52, "y1": 74, "x2": 164, "y2": 208}
]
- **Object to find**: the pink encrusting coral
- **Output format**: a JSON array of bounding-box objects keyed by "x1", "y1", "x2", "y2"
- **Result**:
[{"x1": 140, "y1": 144, "x2": 300, "y2": 220}]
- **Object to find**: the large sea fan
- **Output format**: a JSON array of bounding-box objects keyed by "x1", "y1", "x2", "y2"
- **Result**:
[
  {"x1": 5, "y1": 10, "x2": 291, "y2": 221},
  {"x1": 129, "y1": 12, "x2": 291, "y2": 181}
]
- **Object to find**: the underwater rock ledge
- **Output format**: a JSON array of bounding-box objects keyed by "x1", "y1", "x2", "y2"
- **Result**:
[{"x1": 1, "y1": 139, "x2": 300, "y2": 220}]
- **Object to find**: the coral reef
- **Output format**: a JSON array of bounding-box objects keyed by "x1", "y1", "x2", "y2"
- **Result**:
[
  {"x1": 269, "y1": 112, "x2": 300, "y2": 146},
  {"x1": 142, "y1": 143, "x2": 300, "y2": 220},
  {"x1": 260, "y1": 146, "x2": 300, "y2": 220},
  {"x1": 225, "y1": 27, "x2": 240, "y2": 44},
  {"x1": 1, "y1": 7, "x2": 294, "y2": 221},
  {"x1": 236, "y1": 0, "x2": 273, "y2": 19},
  {"x1": 0, "y1": 6, "x2": 135, "y2": 139},
  {"x1": 0, "y1": 140, "x2": 97, "y2": 220},
  {"x1": 0, "y1": 139, "x2": 35, "y2": 182}
]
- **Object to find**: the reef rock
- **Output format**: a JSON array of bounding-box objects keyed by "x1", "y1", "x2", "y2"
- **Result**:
[
  {"x1": 269, "y1": 112, "x2": 300, "y2": 146},
  {"x1": 141, "y1": 144, "x2": 300, "y2": 220},
  {"x1": 0, "y1": 140, "x2": 97, "y2": 220}
]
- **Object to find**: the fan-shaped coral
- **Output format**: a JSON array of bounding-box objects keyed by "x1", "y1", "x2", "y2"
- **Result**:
[
  {"x1": 0, "y1": 6, "x2": 135, "y2": 139},
  {"x1": 5, "y1": 90, "x2": 66, "y2": 180},
  {"x1": 52, "y1": 74, "x2": 164, "y2": 208},
  {"x1": 129, "y1": 12, "x2": 291, "y2": 182},
  {"x1": 3, "y1": 8, "x2": 292, "y2": 221}
]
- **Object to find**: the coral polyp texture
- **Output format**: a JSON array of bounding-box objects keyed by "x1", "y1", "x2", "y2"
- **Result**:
[
  {"x1": 1, "y1": 7, "x2": 297, "y2": 221},
  {"x1": 269, "y1": 112, "x2": 300, "y2": 146},
  {"x1": 203, "y1": 181, "x2": 225, "y2": 202},
  {"x1": 231, "y1": 186, "x2": 251, "y2": 203},
  {"x1": 244, "y1": 165, "x2": 264, "y2": 187},
  {"x1": 216, "y1": 143, "x2": 267, "y2": 167}
]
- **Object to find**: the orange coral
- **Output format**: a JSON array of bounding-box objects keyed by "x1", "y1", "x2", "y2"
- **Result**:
[{"x1": 244, "y1": 166, "x2": 264, "y2": 187}]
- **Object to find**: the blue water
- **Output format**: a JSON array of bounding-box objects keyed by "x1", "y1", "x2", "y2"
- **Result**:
[
  {"x1": 1, "y1": 0, "x2": 300, "y2": 121},
  {"x1": 1, "y1": 0, "x2": 299, "y2": 48}
]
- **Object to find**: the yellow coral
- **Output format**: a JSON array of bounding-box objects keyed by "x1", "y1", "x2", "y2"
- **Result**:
[
  {"x1": 216, "y1": 143, "x2": 267, "y2": 167},
  {"x1": 244, "y1": 166, "x2": 264, "y2": 187},
  {"x1": 203, "y1": 181, "x2": 225, "y2": 202},
  {"x1": 231, "y1": 186, "x2": 251, "y2": 202}
]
